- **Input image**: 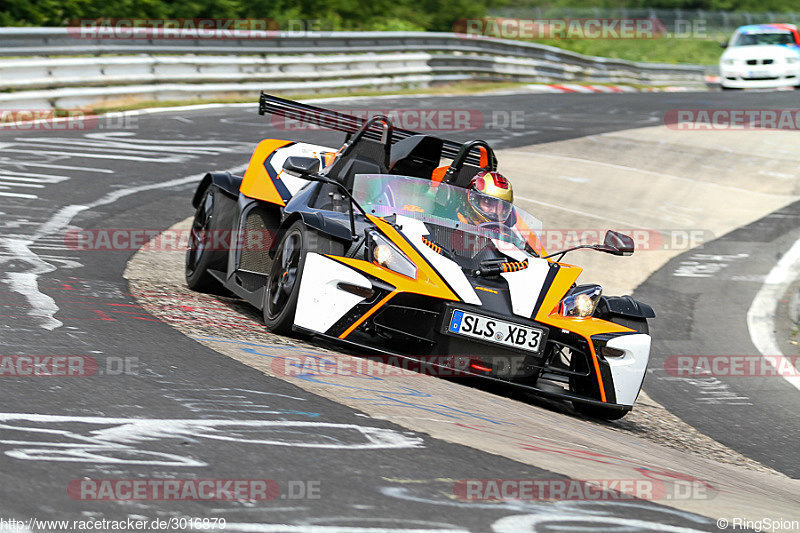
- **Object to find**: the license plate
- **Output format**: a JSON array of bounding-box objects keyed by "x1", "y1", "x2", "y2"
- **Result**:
[
  {"x1": 746, "y1": 70, "x2": 770, "y2": 78},
  {"x1": 447, "y1": 309, "x2": 546, "y2": 354}
]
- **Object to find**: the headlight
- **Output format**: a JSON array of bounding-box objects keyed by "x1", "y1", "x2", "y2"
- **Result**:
[
  {"x1": 722, "y1": 58, "x2": 736, "y2": 66},
  {"x1": 368, "y1": 231, "x2": 417, "y2": 279},
  {"x1": 559, "y1": 284, "x2": 602, "y2": 318},
  {"x1": 786, "y1": 56, "x2": 799, "y2": 64}
]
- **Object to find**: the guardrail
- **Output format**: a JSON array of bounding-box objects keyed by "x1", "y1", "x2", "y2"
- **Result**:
[{"x1": 0, "y1": 28, "x2": 707, "y2": 109}]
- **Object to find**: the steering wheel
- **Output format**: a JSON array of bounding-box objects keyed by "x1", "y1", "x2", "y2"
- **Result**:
[
  {"x1": 477, "y1": 221, "x2": 512, "y2": 238},
  {"x1": 478, "y1": 221, "x2": 532, "y2": 252}
]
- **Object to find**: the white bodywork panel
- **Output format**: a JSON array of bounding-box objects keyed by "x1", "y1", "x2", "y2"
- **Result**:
[
  {"x1": 268, "y1": 142, "x2": 335, "y2": 197},
  {"x1": 294, "y1": 253, "x2": 371, "y2": 334},
  {"x1": 604, "y1": 333, "x2": 651, "y2": 406},
  {"x1": 395, "y1": 215, "x2": 481, "y2": 305},
  {"x1": 501, "y1": 258, "x2": 551, "y2": 319}
]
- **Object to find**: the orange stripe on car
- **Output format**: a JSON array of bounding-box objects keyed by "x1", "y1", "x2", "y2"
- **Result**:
[
  {"x1": 475, "y1": 286, "x2": 498, "y2": 294},
  {"x1": 540, "y1": 315, "x2": 610, "y2": 403},
  {"x1": 588, "y1": 342, "x2": 607, "y2": 402},
  {"x1": 534, "y1": 264, "x2": 582, "y2": 323},
  {"x1": 338, "y1": 291, "x2": 397, "y2": 339},
  {"x1": 239, "y1": 139, "x2": 293, "y2": 205},
  {"x1": 535, "y1": 266, "x2": 634, "y2": 403},
  {"x1": 533, "y1": 264, "x2": 605, "y2": 402}
]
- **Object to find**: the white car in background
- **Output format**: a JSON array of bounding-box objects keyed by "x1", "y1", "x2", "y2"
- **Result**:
[{"x1": 719, "y1": 24, "x2": 800, "y2": 89}]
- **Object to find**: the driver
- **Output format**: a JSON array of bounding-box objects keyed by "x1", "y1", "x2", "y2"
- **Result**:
[{"x1": 458, "y1": 171, "x2": 514, "y2": 225}]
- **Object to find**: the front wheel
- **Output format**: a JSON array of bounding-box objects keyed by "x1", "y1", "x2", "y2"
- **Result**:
[
  {"x1": 263, "y1": 220, "x2": 344, "y2": 334},
  {"x1": 571, "y1": 315, "x2": 648, "y2": 420}
]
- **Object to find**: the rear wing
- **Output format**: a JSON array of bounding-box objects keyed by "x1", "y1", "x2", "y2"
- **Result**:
[{"x1": 258, "y1": 93, "x2": 496, "y2": 170}]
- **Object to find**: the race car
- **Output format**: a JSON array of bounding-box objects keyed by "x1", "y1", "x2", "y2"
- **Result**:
[
  {"x1": 185, "y1": 94, "x2": 655, "y2": 420},
  {"x1": 719, "y1": 23, "x2": 800, "y2": 89}
]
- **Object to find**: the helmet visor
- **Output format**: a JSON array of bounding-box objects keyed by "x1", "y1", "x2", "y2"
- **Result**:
[{"x1": 468, "y1": 188, "x2": 513, "y2": 222}]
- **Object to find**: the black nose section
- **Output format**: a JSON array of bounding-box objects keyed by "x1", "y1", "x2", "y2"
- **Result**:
[{"x1": 469, "y1": 278, "x2": 513, "y2": 315}]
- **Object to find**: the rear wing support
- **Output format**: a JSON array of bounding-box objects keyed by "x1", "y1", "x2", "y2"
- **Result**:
[{"x1": 258, "y1": 92, "x2": 497, "y2": 170}]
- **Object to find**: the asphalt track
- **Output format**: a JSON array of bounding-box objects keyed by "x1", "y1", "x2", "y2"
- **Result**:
[
  {"x1": 1, "y1": 90, "x2": 799, "y2": 531},
  {"x1": 636, "y1": 199, "x2": 800, "y2": 478}
]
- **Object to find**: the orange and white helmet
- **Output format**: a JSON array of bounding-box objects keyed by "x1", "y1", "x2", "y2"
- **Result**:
[{"x1": 466, "y1": 171, "x2": 514, "y2": 223}]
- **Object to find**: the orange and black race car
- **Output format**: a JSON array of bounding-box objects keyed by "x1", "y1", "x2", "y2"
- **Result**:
[{"x1": 185, "y1": 94, "x2": 655, "y2": 419}]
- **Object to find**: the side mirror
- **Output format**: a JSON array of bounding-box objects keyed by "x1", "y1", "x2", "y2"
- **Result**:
[
  {"x1": 596, "y1": 230, "x2": 635, "y2": 256},
  {"x1": 283, "y1": 156, "x2": 320, "y2": 176},
  {"x1": 719, "y1": 41, "x2": 728, "y2": 48}
]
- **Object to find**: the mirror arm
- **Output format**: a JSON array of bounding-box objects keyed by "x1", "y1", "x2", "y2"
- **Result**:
[
  {"x1": 542, "y1": 243, "x2": 621, "y2": 260},
  {"x1": 305, "y1": 173, "x2": 368, "y2": 239},
  {"x1": 541, "y1": 244, "x2": 595, "y2": 260}
]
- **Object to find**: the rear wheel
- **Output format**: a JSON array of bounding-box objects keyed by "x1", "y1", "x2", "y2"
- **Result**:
[
  {"x1": 263, "y1": 220, "x2": 343, "y2": 334},
  {"x1": 186, "y1": 187, "x2": 233, "y2": 293},
  {"x1": 571, "y1": 315, "x2": 648, "y2": 420}
]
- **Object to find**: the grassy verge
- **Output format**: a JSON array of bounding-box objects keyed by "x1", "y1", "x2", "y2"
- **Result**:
[
  {"x1": 526, "y1": 35, "x2": 724, "y2": 65},
  {"x1": 84, "y1": 81, "x2": 532, "y2": 114},
  {"x1": 80, "y1": 78, "x2": 697, "y2": 116}
]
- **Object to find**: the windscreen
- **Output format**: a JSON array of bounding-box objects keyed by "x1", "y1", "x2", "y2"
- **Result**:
[
  {"x1": 733, "y1": 31, "x2": 795, "y2": 46},
  {"x1": 352, "y1": 174, "x2": 544, "y2": 256}
]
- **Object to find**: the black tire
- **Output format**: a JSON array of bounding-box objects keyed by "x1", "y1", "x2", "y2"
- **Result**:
[
  {"x1": 185, "y1": 187, "x2": 234, "y2": 293},
  {"x1": 263, "y1": 220, "x2": 344, "y2": 334},
  {"x1": 571, "y1": 315, "x2": 648, "y2": 421}
]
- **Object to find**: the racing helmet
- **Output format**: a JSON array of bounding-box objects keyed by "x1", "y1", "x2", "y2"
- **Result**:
[{"x1": 466, "y1": 171, "x2": 514, "y2": 223}]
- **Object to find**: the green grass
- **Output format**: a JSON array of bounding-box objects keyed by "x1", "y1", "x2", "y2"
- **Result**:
[
  {"x1": 80, "y1": 77, "x2": 693, "y2": 116},
  {"x1": 83, "y1": 81, "x2": 532, "y2": 115},
  {"x1": 527, "y1": 35, "x2": 725, "y2": 66}
]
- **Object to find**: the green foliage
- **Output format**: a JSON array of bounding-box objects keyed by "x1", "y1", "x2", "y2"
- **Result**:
[
  {"x1": 0, "y1": 0, "x2": 788, "y2": 66},
  {"x1": 0, "y1": 0, "x2": 498, "y2": 29},
  {"x1": 1, "y1": 0, "x2": 795, "y2": 29},
  {"x1": 509, "y1": 0, "x2": 798, "y2": 10},
  {"x1": 532, "y1": 36, "x2": 725, "y2": 64}
]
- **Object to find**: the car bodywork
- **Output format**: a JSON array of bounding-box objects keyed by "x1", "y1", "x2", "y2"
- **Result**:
[
  {"x1": 186, "y1": 94, "x2": 655, "y2": 419},
  {"x1": 720, "y1": 24, "x2": 800, "y2": 89}
]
